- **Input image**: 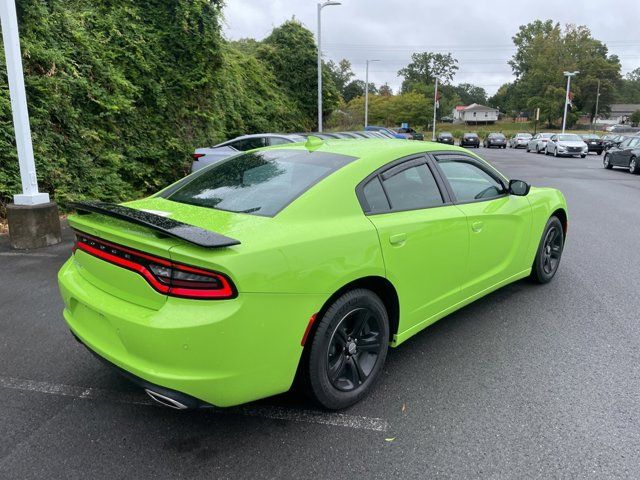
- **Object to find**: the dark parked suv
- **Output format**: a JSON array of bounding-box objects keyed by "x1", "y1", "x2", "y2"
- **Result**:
[
  {"x1": 459, "y1": 132, "x2": 480, "y2": 148},
  {"x1": 436, "y1": 132, "x2": 455, "y2": 145}
]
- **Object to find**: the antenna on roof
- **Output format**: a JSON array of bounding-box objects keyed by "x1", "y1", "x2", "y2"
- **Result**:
[{"x1": 305, "y1": 135, "x2": 324, "y2": 151}]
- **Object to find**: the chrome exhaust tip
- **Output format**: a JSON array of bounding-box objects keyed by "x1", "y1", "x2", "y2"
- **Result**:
[{"x1": 145, "y1": 389, "x2": 189, "y2": 410}]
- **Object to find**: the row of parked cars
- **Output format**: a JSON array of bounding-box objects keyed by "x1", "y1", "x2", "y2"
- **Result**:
[{"x1": 436, "y1": 131, "x2": 511, "y2": 149}]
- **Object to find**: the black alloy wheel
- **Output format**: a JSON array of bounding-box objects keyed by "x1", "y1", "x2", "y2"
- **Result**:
[
  {"x1": 531, "y1": 216, "x2": 564, "y2": 284},
  {"x1": 326, "y1": 308, "x2": 382, "y2": 392},
  {"x1": 303, "y1": 289, "x2": 389, "y2": 410}
]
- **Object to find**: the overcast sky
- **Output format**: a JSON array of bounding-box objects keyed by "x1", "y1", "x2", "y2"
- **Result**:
[{"x1": 223, "y1": 1, "x2": 640, "y2": 97}]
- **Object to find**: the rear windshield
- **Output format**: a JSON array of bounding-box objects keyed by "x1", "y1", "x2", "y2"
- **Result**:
[
  {"x1": 164, "y1": 149, "x2": 356, "y2": 216},
  {"x1": 489, "y1": 133, "x2": 505, "y2": 138}
]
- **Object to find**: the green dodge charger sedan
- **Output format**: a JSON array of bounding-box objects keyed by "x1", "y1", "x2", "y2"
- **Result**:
[{"x1": 58, "y1": 138, "x2": 568, "y2": 410}]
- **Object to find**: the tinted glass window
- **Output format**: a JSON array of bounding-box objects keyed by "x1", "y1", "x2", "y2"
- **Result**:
[
  {"x1": 232, "y1": 137, "x2": 267, "y2": 151},
  {"x1": 166, "y1": 149, "x2": 355, "y2": 216},
  {"x1": 362, "y1": 177, "x2": 390, "y2": 212},
  {"x1": 628, "y1": 138, "x2": 640, "y2": 148},
  {"x1": 268, "y1": 137, "x2": 293, "y2": 146},
  {"x1": 557, "y1": 134, "x2": 582, "y2": 141},
  {"x1": 381, "y1": 163, "x2": 443, "y2": 211},
  {"x1": 437, "y1": 158, "x2": 505, "y2": 203}
]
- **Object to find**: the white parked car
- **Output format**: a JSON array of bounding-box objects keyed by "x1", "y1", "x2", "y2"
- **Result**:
[
  {"x1": 191, "y1": 133, "x2": 305, "y2": 172},
  {"x1": 508, "y1": 132, "x2": 533, "y2": 149},
  {"x1": 526, "y1": 133, "x2": 554, "y2": 153},
  {"x1": 545, "y1": 134, "x2": 588, "y2": 158}
]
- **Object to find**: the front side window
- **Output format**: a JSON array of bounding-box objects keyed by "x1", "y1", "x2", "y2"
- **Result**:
[
  {"x1": 436, "y1": 157, "x2": 505, "y2": 203},
  {"x1": 165, "y1": 149, "x2": 355, "y2": 216}
]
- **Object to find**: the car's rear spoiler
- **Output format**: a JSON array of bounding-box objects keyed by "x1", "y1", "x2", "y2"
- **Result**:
[{"x1": 68, "y1": 201, "x2": 241, "y2": 248}]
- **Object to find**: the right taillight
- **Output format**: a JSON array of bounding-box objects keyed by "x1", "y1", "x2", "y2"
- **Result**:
[
  {"x1": 192, "y1": 153, "x2": 205, "y2": 161},
  {"x1": 74, "y1": 232, "x2": 236, "y2": 300}
]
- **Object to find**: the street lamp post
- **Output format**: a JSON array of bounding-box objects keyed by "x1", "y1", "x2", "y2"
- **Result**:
[
  {"x1": 364, "y1": 59, "x2": 379, "y2": 128},
  {"x1": 317, "y1": 1, "x2": 341, "y2": 133},
  {"x1": 1, "y1": 0, "x2": 61, "y2": 249},
  {"x1": 562, "y1": 71, "x2": 579, "y2": 134}
]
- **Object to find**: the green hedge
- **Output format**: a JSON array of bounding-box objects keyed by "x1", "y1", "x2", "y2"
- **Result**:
[{"x1": 0, "y1": 2, "x2": 316, "y2": 216}]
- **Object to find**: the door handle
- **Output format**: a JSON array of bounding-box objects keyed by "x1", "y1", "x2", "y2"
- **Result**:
[
  {"x1": 471, "y1": 221, "x2": 484, "y2": 233},
  {"x1": 389, "y1": 233, "x2": 407, "y2": 246}
]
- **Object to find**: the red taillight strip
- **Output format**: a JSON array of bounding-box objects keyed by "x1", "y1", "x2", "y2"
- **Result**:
[
  {"x1": 73, "y1": 231, "x2": 236, "y2": 300},
  {"x1": 76, "y1": 241, "x2": 171, "y2": 294}
]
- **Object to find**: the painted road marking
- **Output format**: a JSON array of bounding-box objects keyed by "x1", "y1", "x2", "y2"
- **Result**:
[{"x1": 0, "y1": 376, "x2": 389, "y2": 432}]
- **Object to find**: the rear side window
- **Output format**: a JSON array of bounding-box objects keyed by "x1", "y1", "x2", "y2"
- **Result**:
[
  {"x1": 165, "y1": 149, "x2": 356, "y2": 216},
  {"x1": 362, "y1": 177, "x2": 390, "y2": 212},
  {"x1": 381, "y1": 163, "x2": 443, "y2": 211}
]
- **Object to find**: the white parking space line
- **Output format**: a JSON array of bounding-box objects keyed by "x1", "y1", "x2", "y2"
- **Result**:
[{"x1": 0, "y1": 376, "x2": 389, "y2": 432}]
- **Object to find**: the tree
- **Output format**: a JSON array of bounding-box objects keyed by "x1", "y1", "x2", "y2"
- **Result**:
[
  {"x1": 451, "y1": 83, "x2": 487, "y2": 105},
  {"x1": 379, "y1": 83, "x2": 393, "y2": 96},
  {"x1": 631, "y1": 110, "x2": 640, "y2": 127},
  {"x1": 507, "y1": 21, "x2": 621, "y2": 122},
  {"x1": 346, "y1": 92, "x2": 433, "y2": 129},
  {"x1": 343, "y1": 80, "x2": 378, "y2": 103},
  {"x1": 258, "y1": 20, "x2": 339, "y2": 129},
  {"x1": 398, "y1": 52, "x2": 458, "y2": 93},
  {"x1": 618, "y1": 68, "x2": 640, "y2": 103},
  {"x1": 326, "y1": 59, "x2": 355, "y2": 98}
]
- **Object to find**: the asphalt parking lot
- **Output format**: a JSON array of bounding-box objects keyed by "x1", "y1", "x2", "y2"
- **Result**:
[{"x1": 2, "y1": 146, "x2": 640, "y2": 479}]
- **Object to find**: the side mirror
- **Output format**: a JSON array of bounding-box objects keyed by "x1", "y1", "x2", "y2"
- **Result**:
[{"x1": 509, "y1": 179, "x2": 530, "y2": 196}]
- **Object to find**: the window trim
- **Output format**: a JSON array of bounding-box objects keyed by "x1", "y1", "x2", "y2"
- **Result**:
[
  {"x1": 356, "y1": 154, "x2": 452, "y2": 215},
  {"x1": 430, "y1": 152, "x2": 509, "y2": 205}
]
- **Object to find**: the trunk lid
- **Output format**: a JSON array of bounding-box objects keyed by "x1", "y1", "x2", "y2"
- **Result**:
[{"x1": 68, "y1": 197, "x2": 263, "y2": 310}]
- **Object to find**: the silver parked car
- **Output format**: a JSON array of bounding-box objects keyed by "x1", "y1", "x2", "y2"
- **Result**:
[
  {"x1": 191, "y1": 133, "x2": 305, "y2": 172},
  {"x1": 508, "y1": 132, "x2": 533, "y2": 148},
  {"x1": 527, "y1": 133, "x2": 554, "y2": 153},
  {"x1": 545, "y1": 134, "x2": 588, "y2": 158}
]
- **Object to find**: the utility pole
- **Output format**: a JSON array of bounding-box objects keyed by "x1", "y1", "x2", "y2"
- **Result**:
[
  {"x1": 432, "y1": 77, "x2": 438, "y2": 141},
  {"x1": 593, "y1": 79, "x2": 601, "y2": 132},
  {"x1": 316, "y1": 1, "x2": 341, "y2": 133},
  {"x1": 1, "y1": 0, "x2": 61, "y2": 249},
  {"x1": 364, "y1": 59, "x2": 379, "y2": 128},
  {"x1": 562, "y1": 71, "x2": 579, "y2": 134}
]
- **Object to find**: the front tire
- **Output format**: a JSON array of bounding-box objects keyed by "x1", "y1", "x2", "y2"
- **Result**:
[
  {"x1": 630, "y1": 157, "x2": 639, "y2": 174},
  {"x1": 603, "y1": 154, "x2": 612, "y2": 169},
  {"x1": 303, "y1": 289, "x2": 389, "y2": 410},
  {"x1": 530, "y1": 216, "x2": 564, "y2": 284}
]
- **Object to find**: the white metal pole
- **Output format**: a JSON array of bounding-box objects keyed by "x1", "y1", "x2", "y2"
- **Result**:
[
  {"x1": 317, "y1": 3, "x2": 322, "y2": 132},
  {"x1": 0, "y1": 0, "x2": 49, "y2": 205},
  {"x1": 365, "y1": 60, "x2": 369, "y2": 128},
  {"x1": 432, "y1": 77, "x2": 438, "y2": 141},
  {"x1": 561, "y1": 71, "x2": 578, "y2": 134}
]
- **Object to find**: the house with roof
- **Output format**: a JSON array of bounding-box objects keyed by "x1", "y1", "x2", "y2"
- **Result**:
[
  {"x1": 601, "y1": 104, "x2": 640, "y2": 125},
  {"x1": 452, "y1": 103, "x2": 499, "y2": 124}
]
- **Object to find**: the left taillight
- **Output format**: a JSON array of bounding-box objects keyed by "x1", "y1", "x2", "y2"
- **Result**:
[
  {"x1": 192, "y1": 153, "x2": 205, "y2": 161},
  {"x1": 74, "y1": 232, "x2": 236, "y2": 300}
]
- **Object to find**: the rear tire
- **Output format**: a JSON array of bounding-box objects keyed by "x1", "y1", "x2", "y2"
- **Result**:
[
  {"x1": 530, "y1": 216, "x2": 564, "y2": 284},
  {"x1": 302, "y1": 289, "x2": 389, "y2": 410}
]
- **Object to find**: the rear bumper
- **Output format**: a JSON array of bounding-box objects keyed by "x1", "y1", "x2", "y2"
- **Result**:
[{"x1": 58, "y1": 257, "x2": 325, "y2": 407}]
